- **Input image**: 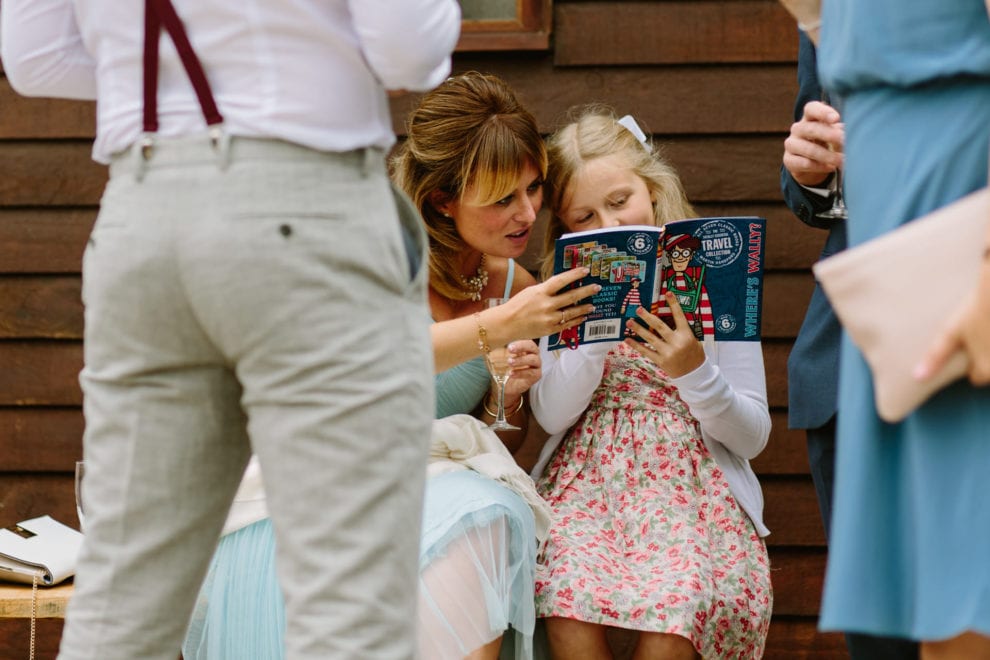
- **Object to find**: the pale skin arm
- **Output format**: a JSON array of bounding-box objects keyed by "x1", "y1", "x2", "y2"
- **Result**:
[
  {"x1": 777, "y1": 0, "x2": 822, "y2": 45},
  {"x1": 625, "y1": 291, "x2": 770, "y2": 459},
  {"x1": 783, "y1": 101, "x2": 844, "y2": 187},
  {"x1": 429, "y1": 267, "x2": 599, "y2": 373},
  {"x1": 432, "y1": 266, "x2": 596, "y2": 453},
  {"x1": 916, "y1": 223, "x2": 990, "y2": 386}
]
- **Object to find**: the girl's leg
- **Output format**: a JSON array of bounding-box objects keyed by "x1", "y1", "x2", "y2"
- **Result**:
[
  {"x1": 465, "y1": 637, "x2": 503, "y2": 660},
  {"x1": 633, "y1": 631, "x2": 700, "y2": 660},
  {"x1": 922, "y1": 631, "x2": 990, "y2": 660},
  {"x1": 545, "y1": 617, "x2": 612, "y2": 660}
]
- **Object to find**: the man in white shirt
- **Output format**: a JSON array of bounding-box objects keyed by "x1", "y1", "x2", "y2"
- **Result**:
[{"x1": 1, "y1": 2, "x2": 460, "y2": 659}]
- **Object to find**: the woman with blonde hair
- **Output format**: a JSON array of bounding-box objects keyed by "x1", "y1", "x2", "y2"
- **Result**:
[{"x1": 539, "y1": 105, "x2": 695, "y2": 281}]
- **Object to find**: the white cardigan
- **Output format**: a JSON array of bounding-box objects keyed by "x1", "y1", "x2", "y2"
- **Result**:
[{"x1": 529, "y1": 338, "x2": 772, "y2": 537}]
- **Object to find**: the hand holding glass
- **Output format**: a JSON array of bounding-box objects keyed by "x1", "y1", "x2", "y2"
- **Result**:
[
  {"x1": 816, "y1": 91, "x2": 848, "y2": 220},
  {"x1": 483, "y1": 298, "x2": 521, "y2": 431}
]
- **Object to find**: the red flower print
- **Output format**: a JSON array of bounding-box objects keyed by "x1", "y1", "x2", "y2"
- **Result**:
[{"x1": 531, "y1": 346, "x2": 771, "y2": 658}]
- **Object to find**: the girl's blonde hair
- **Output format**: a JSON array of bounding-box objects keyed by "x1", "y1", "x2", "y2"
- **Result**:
[
  {"x1": 539, "y1": 104, "x2": 695, "y2": 280},
  {"x1": 391, "y1": 71, "x2": 547, "y2": 301}
]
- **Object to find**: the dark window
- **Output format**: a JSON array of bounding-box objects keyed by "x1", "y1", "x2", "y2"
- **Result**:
[{"x1": 457, "y1": 0, "x2": 552, "y2": 50}]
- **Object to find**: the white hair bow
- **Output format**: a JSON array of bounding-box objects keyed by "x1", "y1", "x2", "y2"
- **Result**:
[{"x1": 617, "y1": 114, "x2": 650, "y2": 150}]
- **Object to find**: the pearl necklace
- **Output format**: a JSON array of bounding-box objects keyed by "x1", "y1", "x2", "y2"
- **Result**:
[{"x1": 458, "y1": 255, "x2": 489, "y2": 302}]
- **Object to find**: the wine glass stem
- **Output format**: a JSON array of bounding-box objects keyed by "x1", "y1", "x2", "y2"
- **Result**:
[
  {"x1": 832, "y1": 168, "x2": 847, "y2": 211},
  {"x1": 494, "y1": 380, "x2": 509, "y2": 425}
]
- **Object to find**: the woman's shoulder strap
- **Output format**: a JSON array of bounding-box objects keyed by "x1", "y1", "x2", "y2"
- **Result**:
[{"x1": 502, "y1": 258, "x2": 516, "y2": 298}]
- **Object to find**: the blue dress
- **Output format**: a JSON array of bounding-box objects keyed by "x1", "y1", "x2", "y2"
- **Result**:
[
  {"x1": 184, "y1": 261, "x2": 537, "y2": 659},
  {"x1": 816, "y1": 0, "x2": 990, "y2": 641}
]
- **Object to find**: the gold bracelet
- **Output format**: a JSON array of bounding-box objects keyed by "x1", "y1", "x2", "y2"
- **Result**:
[
  {"x1": 484, "y1": 394, "x2": 525, "y2": 418},
  {"x1": 473, "y1": 312, "x2": 490, "y2": 356}
]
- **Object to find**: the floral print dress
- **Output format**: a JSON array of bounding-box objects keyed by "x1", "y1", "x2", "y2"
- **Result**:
[{"x1": 534, "y1": 343, "x2": 772, "y2": 659}]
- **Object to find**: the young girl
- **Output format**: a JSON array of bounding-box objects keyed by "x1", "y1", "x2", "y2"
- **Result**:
[{"x1": 530, "y1": 106, "x2": 773, "y2": 659}]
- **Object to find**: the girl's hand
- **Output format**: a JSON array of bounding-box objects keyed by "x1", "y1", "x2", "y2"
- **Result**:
[
  {"x1": 624, "y1": 291, "x2": 705, "y2": 378},
  {"x1": 501, "y1": 339, "x2": 542, "y2": 403}
]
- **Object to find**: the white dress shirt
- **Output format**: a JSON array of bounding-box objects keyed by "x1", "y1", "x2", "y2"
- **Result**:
[{"x1": 1, "y1": 0, "x2": 461, "y2": 162}]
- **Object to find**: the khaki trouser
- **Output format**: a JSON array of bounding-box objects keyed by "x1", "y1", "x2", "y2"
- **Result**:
[{"x1": 59, "y1": 134, "x2": 435, "y2": 660}]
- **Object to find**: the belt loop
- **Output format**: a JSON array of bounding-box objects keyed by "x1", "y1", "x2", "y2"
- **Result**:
[
  {"x1": 133, "y1": 132, "x2": 155, "y2": 182},
  {"x1": 362, "y1": 147, "x2": 378, "y2": 178},
  {"x1": 210, "y1": 124, "x2": 231, "y2": 171}
]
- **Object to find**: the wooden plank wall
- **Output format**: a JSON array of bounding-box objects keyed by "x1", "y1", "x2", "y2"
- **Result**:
[{"x1": 0, "y1": 1, "x2": 847, "y2": 657}]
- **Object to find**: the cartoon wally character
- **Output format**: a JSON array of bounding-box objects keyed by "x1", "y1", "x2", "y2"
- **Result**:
[
  {"x1": 620, "y1": 276, "x2": 642, "y2": 336},
  {"x1": 558, "y1": 324, "x2": 580, "y2": 350},
  {"x1": 657, "y1": 233, "x2": 714, "y2": 340}
]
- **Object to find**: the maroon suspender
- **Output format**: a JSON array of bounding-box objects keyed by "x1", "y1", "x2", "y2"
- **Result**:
[{"x1": 142, "y1": 0, "x2": 223, "y2": 136}]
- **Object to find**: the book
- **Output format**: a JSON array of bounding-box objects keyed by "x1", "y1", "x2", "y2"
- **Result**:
[{"x1": 547, "y1": 216, "x2": 767, "y2": 350}]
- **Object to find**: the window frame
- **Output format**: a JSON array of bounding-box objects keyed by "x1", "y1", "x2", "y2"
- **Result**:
[{"x1": 456, "y1": 0, "x2": 552, "y2": 51}]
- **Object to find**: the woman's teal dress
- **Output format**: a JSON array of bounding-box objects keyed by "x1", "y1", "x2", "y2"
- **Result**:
[
  {"x1": 183, "y1": 262, "x2": 538, "y2": 659},
  {"x1": 816, "y1": 0, "x2": 990, "y2": 641}
]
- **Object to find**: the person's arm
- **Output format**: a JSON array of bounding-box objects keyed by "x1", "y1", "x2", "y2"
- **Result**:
[
  {"x1": 529, "y1": 338, "x2": 612, "y2": 435},
  {"x1": 780, "y1": 32, "x2": 842, "y2": 227},
  {"x1": 623, "y1": 294, "x2": 769, "y2": 459},
  {"x1": 0, "y1": 0, "x2": 97, "y2": 99},
  {"x1": 430, "y1": 267, "x2": 598, "y2": 373},
  {"x1": 349, "y1": 0, "x2": 461, "y2": 92},
  {"x1": 777, "y1": 0, "x2": 821, "y2": 46},
  {"x1": 670, "y1": 341, "x2": 771, "y2": 460}
]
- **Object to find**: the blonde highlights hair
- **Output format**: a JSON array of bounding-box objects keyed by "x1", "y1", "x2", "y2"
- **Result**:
[
  {"x1": 539, "y1": 105, "x2": 695, "y2": 280},
  {"x1": 391, "y1": 72, "x2": 547, "y2": 301}
]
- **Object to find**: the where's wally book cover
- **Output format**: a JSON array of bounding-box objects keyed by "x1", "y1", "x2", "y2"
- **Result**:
[{"x1": 547, "y1": 216, "x2": 766, "y2": 350}]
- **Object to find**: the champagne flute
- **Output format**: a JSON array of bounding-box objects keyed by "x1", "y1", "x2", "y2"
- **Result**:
[
  {"x1": 483, "y1": 297, "x2": 521, "y2": 431},
  {"x1": 817, "y1": 163, "x2": 848, "y2": 219},
  {"x1": 74, "y1": 460, "x2": 86, "y2": 532},
  {"x1": 816, "y1": 90, "x2": 848, "y2": 220}
]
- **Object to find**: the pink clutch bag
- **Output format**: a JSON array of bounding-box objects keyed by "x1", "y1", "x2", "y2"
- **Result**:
[{"x1": 812, "y1": 186, "x2": 990, "y2": 422}]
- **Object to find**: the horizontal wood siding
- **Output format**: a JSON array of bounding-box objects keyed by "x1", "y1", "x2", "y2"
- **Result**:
[
  {"x1": 553, "y1": 1, "x2": 798, "y2": 65},
  {"x1": 0, "y1": 82, "x2": 95, "y2": 139},
  {"x1": 0, "y1": 1, "x2": 837, "y2": 657},
  {"x1": 0, "y1": 136, "x2": 794, "y2": 205},
  {"x1": 0, "y1": 210, "x2": 96, "y2": 273}
]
